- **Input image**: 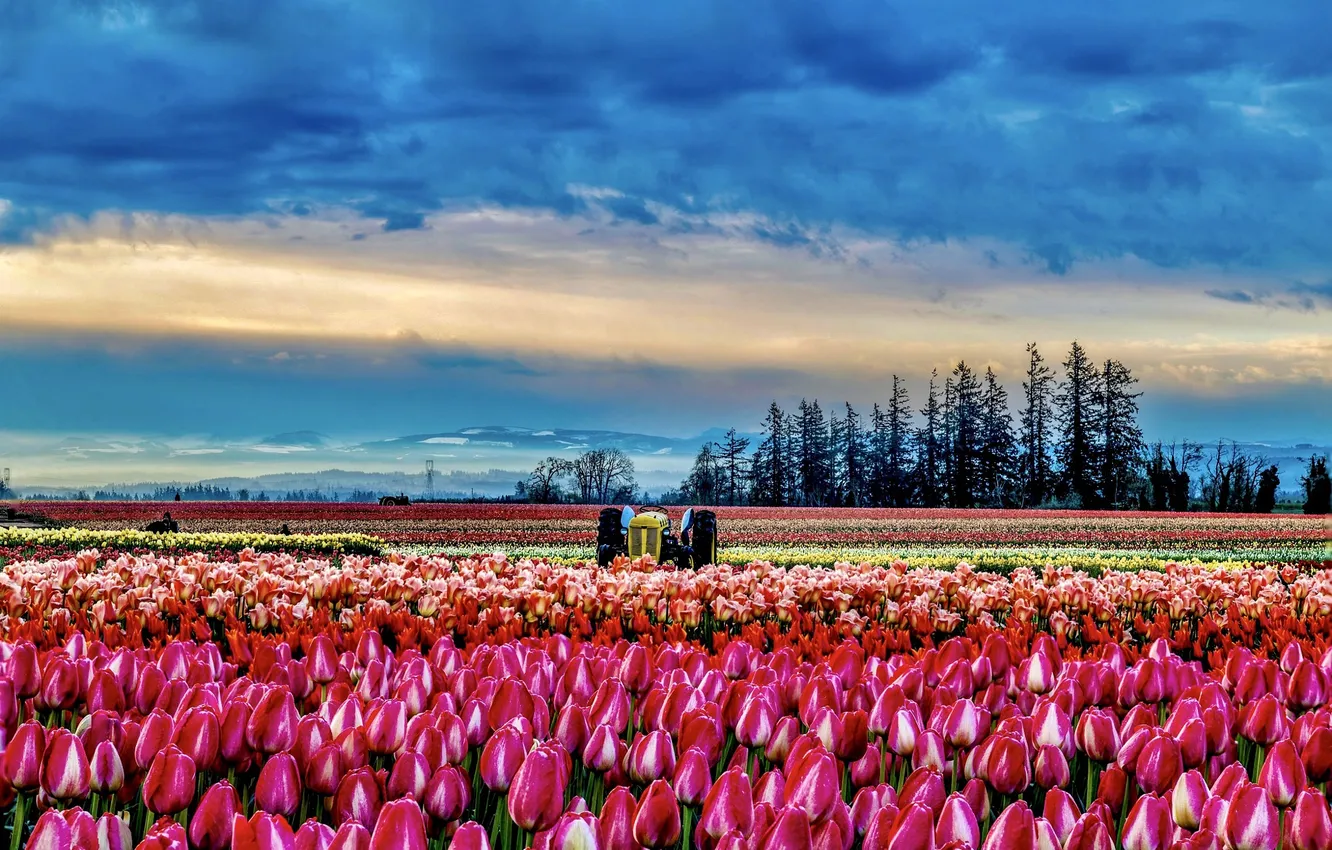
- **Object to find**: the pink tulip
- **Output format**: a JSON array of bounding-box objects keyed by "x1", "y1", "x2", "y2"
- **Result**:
[
  {"x1": 368, "y1": 799, "x2": 428, "y2": 850},
  {"x1": 1225, "y1": 783, "x2": 1280, "y2": 850},
  {"x1": 191, "y1": 781, "x2": 242, "y2": 850}
]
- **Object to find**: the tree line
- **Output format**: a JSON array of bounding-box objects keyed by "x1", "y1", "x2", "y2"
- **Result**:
[{"x1": 661, "y1": 341, "x2": 1329, "y2": 513}]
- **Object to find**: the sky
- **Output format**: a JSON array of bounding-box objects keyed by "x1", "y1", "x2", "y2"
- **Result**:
[{"x1": 2, "y1": 0, "x2": 1331, "y2": 483}]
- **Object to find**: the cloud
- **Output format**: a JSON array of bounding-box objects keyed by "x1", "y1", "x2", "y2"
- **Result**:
[
  {"x1": 0, "y1": 0, "x2": 1329, "y2": 273},
  {"x1": 1204, "y1": 279, "x2": 1332, "y2": 312}
]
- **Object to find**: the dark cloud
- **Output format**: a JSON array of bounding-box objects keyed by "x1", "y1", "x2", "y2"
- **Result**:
[
  {"x1": 1205, "y1": 280, "x2": 1332, "y2": 312},
  {"x1": 0, "y1": 0, "x2": 1329, "y2": 273}
]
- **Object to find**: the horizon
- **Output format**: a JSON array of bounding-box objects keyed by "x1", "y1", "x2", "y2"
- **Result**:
[{"x1": 1, "y1": 1, "x2": 1330, "y2": 480}]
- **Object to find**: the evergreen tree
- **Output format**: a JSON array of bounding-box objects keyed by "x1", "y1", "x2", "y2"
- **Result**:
[
  {"x1": 948, "y1": 362, "x2": 984, "y2": 508},
  {"x1": 1099, "y1": 359, "x2": 1144, "y2": 508},
  {"x1": 868, "y1": 403, "x2": 890, "y2": 507},
  {"x1": 683, "y1": 443, "x2": 723, "y2": 504},
  {"x1": 1302, "y1": 455, "x2": 1331, "y2": 515},
  {"x1": 979, "y1": 366, "x2": 1017, "y2": 506},
  {"x1": 941, "y1": 376, "x2": 957, "y2": 506},
  {"x1": 716, "y1": 428, "x2": 751, "y2": 506},
  {"x1": 839, "y1": 402, "x2": 867, "y2": 507},
  {"x1": 1056, "y1": 341, "x2": 1103, "y2": 507},
  {"x1": 796, "y1": 400, "x2": 833, "y2": 506},
  {"x1": 886, "y1": 375, "x2": 913, "y2": 507},
  {"x1": 1255, "y1": 465, "x2": 1280, "y2": 514},
  {"x1": 750, "y1": 402, "x2": 789, "y2": 506},
  {"x1": 914, "y1": 372, "x2": 945, "y2": 508},
  {"x1": 1019, "y1": 342, "x2": 1056, "y2": 506}
]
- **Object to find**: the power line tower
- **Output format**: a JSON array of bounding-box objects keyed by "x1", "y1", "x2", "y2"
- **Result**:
[{"x1": 424, "y1": 460, "x2": 435, "y2": 500}]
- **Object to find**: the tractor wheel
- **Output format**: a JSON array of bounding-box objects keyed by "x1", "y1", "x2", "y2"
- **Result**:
[
  {"x1": 596, "y1": 507, "x2": 624, "y2": 567},
  {"x1": 690, "y1": 510, "x2": 717, "y2": 569}
]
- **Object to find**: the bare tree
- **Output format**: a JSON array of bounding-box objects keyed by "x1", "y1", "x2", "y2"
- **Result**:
[
  {"x1": 526, "y1": 456, "x2": 572, "y2": 503},
  {"x1": 571, "y1": 449, "x2": 637, "y2": 504}
]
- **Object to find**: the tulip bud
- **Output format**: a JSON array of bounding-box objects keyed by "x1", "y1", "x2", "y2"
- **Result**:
[
  {"x1": 674, "y1": 747, "x2": 713, "y2": 808},
  {"x1": 334, "y1": 767, "x2": 383, "y2": 829},
  {"x1": 1121, "y1": 793, "x2": 1171, "y2": 850},
  {"x1": 257, "y1": 752, "x2": 303, "y2": 817},
  {"x1": 633, "y1": 780, "x2": 682, "y2": 849},
  {"x1": 41, "y1": 729, "x2": 90, "y2": 800},
  {"x1": 142, "y1": 745, "x2": 196, "y2": 815},
  {"x1": 1257, "y1": 739, "x2": 1307, "y2": 808},
  {"x1": 981, "y1": 801, "x2": 1035, "y2": 850},
  {"x1": 247, "y1": 688, "x2": 299, "y2": 755},
  {"x1": 449, "y1": 822, "x2": 491, "y2": 850},
  {"x1": 935, "y1": 794, "x2": 980, "y2": 848},
  {"x1": 97, "y1": 813, "x2": 134, "y2": 850},
  {"x1": 1290, "y1": 788, "x2": 1332, "y2": 850},
  {"x1": 368, "y1": 799, "x2": 428, "y2": 850},
  {"x1": 508, "y1": 745, "x2": 566, "y2": 833},
  {"x1": 1225, "y1": 783, "x2": 1280, "y2": 850},
  {"x1": 191, "y1": 781, "x2": 242, "y2": 850},
  {"x1": 1172, "y1": 770, "x2": 1210, "y2": 830}
]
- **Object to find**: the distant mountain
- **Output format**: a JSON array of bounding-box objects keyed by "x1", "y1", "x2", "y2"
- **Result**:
[{"x1": 3, "y1": 425, "x2": 1326, "y2": 499}]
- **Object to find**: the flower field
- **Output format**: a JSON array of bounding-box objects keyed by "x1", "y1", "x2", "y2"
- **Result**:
[
  {"x1": 15, "y1": 503, "x2": 1330, "y2": 566},
  {"x1": 0, "y1": 503, "x2": 1330, "y2": 850}
]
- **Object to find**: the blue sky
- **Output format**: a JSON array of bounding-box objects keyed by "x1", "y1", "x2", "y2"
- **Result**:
[{"x1": 1, "y1": 0, "x2": 1330, "y2": 479}]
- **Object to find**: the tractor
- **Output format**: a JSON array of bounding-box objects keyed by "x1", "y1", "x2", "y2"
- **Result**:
[{"x1": 596, "y1": 505, "x2": 718, "y2": 569}]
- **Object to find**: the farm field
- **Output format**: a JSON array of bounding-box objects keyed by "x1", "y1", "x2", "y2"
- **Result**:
[
  {"x1": 11, "y1": 502, "x2": 1330, "y2": 567},
  {"x1": 0, "y1": 502, "x2": 1329, "y2": 849}
]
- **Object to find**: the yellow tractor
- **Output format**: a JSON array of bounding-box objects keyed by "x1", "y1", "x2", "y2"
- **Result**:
[{"x1": 596, "y1": 505, "x2": 717, "y2": 568}]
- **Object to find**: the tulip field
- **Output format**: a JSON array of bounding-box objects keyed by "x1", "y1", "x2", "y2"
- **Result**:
[{"x1": 0, "y1": 503, "x2": 1330, "y2": 850}]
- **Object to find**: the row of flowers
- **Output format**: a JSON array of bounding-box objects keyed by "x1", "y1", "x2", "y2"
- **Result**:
[
  {"x1": 0, "y1": 530, "x2": 384, "y2": 560},
  {"x1": 15, "y1": 503, "x2": 1326, "y2": 561},
  {"x1": 2, "y1": 599, "x2": 1332, "y2": 849},
  {"x1": 0, "y1": 552, "x2": 1330, "y2": 662}
]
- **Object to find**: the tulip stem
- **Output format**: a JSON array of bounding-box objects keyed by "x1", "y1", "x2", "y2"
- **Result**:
[{"x1": 9, "y1": 792, "x2": 27, "y2": 850}]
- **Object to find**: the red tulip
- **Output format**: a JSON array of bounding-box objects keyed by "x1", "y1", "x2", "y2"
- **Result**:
[
  {"x1": 762, "y1": 806, "x2": 814, "y2": 850},
  {"x1": 449, "y1": 822, "x2": 491, "y2": 850},
  {"x1": 424, "y1": 765, "x2": 469, "y2": 823},
  {"x1": 674, "y1": 747, "x2": 713, "y2": 808},
  {"x1": 935, "y1": 794, "x2": 979, "y2": 847},
  {"x1": 481, "y1": 724, "x2": 528, "y2": 791},
  {"x1": 3, "y1": 720, "x2": 46, "y2": 791},
  {"x1": 1121, "y1": 793, "x2": 1171, "y2": 850},
  {"x1": 599, "y1": 786, "x2": 638, "y2": 850},
  {"x1": 232, "y1": 811, "x2": 297, "y2": 850},
  {"x1": 552, "y1": 810, "x2": 602, "y2": 850},
  {"x1": 1033, "y1": 745, "x2": 1070, "y2": 790},
  {"x1": 1290, "y1": 788, "x2": 1332, "y2": 850},
  {"x1": 368, "y1": 799, "x2": 428, "y2": 850},
  {"x1": 191, "y1": 781, "x2": 242, "y2": 850},
  {"x1": 257, "y1": 752, "x2": 303, "y2": 816},
  {"x1": 1076, "y1": 710, "x2": 1120, "y2": 763},
  {"x1": 1042, "y1": 788, "x2": 1078, "y2": 845},
  {"x1": 1172, "y1": 770, "x2": 1210, "y2": 830},
  {"x1": 97, "y1": 812, "x2": 134, "y2": 850},
  {"x1": 1225, "y1": 783, "x2": 1279, "y2": 850},
  {"x1": 984, "y1": 736, "x2": 1030, "y2": 796},
  {"x1": 27, "y1": 809, "x2": 71, "y2": 850},
  {"x1": 1135, "y1": 735, "x2": 1183, "y2": 796},
  {"x1": 699, "y1": 765, "x2": 754, "y2": 842},
  {"x1": 295, "y1": 820, "x2": 336, "y2": 850},
  {"x1": 509, "y1": 745, "x2": 566, "y2": 833},
  {"x1": 1257, "y1": 739, "x2": 1307, "y2": 808},
  {"x1": 247, "y1": 688, "x2": 299, "y2": 755},
  {"x1": 143, "y1": 745, "x2": 196, "y2": 815},
  {"x1": 306, "y1": 742, "x2": 343, "y2": 797},
  {"x1": 786, "y1": 746, "x2": 841, "y2": 825},
  {"x1": 40, "y1": 729, "x2": 90, "y2": 800},
  {"x1": 981, "y1": 800, "x2": 1035, "y2": 850},
  {"x1": 334, "y1": 767, "x2": 383, "y2": 828},
  {"x1": 172, "y1": 706, "x2": 221, "y2": 771},
  {"x1": 329, "y1": 822, "x2": 372, "y2": 850},
  {"x1": 627, "y1": 730, "x2": 676, "y2": 785},
  {"x1": 633, "y1": 780, "x2": 682, "y2": 848}
]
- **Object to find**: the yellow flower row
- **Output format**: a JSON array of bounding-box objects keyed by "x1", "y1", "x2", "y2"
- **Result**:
[{"x1": 0, "y1": 527, "x2": 384, "y2": 555}]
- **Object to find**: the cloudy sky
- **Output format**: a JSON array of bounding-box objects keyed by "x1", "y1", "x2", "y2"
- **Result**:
[{"x1": 2, "y1": 0, "x2": 1330, "y2": 474}]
